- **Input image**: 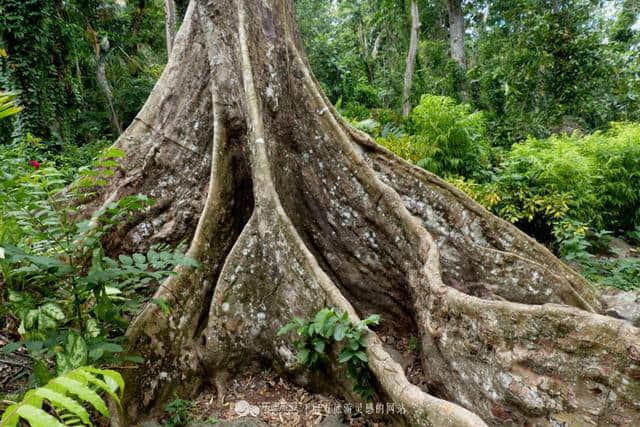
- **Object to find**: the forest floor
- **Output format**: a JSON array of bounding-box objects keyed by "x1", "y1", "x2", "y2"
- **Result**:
[{"x1": 160, "y1": 333, "x2": 423, "y2": 426}]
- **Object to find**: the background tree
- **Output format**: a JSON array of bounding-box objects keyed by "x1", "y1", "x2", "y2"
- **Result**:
[
  {"x1": 447, "y1": 0, "x2": 465, "y2": 69},
  {"x1": 164, "y1": 0, "x2": 177, "y2": 56},
  {"x1": 403, "y1": 0, "x2": 421, "y2": 117}
]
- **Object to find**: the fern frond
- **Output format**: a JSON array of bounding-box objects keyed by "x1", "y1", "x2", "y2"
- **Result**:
[{"x1": 0, "y1": 366, "x2": 124, "y2": 427}]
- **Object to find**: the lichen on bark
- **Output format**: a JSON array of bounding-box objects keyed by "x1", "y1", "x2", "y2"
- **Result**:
[{"x1": 88, "y1": 1, "x2": 640, "y2": 426}]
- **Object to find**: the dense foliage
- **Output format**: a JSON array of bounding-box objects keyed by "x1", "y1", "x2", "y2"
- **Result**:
[
  {"x1": 0, "y1": 0, "x2": 166, "y2": 145},
  {"x1": 0, "y1": 143, "x2": 197, "y2": 377},
  {"x1": 297, "y1": 0, "x2": 640, "y2": 145}
]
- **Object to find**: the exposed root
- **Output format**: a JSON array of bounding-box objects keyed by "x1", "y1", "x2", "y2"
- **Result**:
[{"x1": 84, "y1": 0, "x2": 640, "y2": 425}]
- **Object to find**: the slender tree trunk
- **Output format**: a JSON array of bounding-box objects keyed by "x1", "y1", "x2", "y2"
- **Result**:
[
  {"x1": 85, "y1": 1, "x2": 640, "y2": 426},
  {"x1": 448, "y1": 0, "x2": 468, "y2": 101},
  {"x1": 95, "y1": 37, "x2": 122, "y2": 136},
  {"x1": 447, "y1": 0, "x2": 466, "y2": 70},
  {"x1": 402, "y1": 0, "x2": 420, "y2": 118},
  {"x1": 357, "y1": 23, "x2": 375, "y2": 84},
  {"x1": 164, "y1": 0, "x2": 177, "y2": 56},
  {"x1": 371, "y1": 31, "x2": 383, "y2": 60}
]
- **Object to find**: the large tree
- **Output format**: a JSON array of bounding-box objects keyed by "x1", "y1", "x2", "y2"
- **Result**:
[{"x1": 91, "y1": 1, "x2": 640, "y2": 425}]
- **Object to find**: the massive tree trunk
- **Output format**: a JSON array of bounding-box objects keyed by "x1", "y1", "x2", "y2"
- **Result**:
[
  {"x1": 86, "y1": 1, "x2": 640, "y2": 425},
  {"x1": 402, "y1": 0, "x2": 420, "y2": 119}
]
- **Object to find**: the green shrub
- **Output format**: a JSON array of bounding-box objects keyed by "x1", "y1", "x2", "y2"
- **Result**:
[
  {"x1": 480, "y1": 123, "x2": 640, "y2": 233},
  {"x1": 164, "y1": 395, "x2": 193, "y2": 427},
  {"x1": 376, "y1": 135, "x2": 421, "y2": 164},
  {"x1": 0, "y1": 146, "x2": 198, "y2": 377},
  {"x1": 278, "y1": 308, "x2": 380, "y2": 401},
  {"x1": 370, "y1": 108, "x2": 404, "y2": 128},
  {"x1": 408, "y1": 95, "x2": 491, "y2": 179},
  {"x1": 581, "y1": 123, "x2": 640, "y2": 230},
  {"x1": 342, "y1": 102, "x2": 373, "y2": 121},
  {"x1": 552, "y1": 220, "x2": 640, "y2": 291}
]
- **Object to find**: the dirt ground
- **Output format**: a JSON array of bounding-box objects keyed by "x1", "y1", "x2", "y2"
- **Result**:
[{"x1": 165, "y1": 333, "x2": 424, "y2": 426}]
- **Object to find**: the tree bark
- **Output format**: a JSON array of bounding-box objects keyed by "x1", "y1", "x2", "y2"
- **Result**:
[
  {"x1": 447, "y1": 0, "x2": 466, "y2": 70},
  {"x1": 86, "y1": 1, "x2": 640, "y2": 425},
  {"x1": 402, "y1": 0, "x2": 420, "y2": 118},
  {"x1": 164, "y1": 0, "x2": 177, "y2": 56},
  {"x1": 95, "y1": 37, "x2": 122, "y2": 136}
]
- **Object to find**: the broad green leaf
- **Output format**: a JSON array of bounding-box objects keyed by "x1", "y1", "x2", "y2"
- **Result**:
[
  {"x1": 89, "y1": 347, "x2": 104, "y2": 361},
  {"x1": 85, "y1": 367, "x2": 124, "y2": 396},
  {"x1": 64, "y1": 333, "x2": 88, "y2": 371},
  {"x1": 34, "y1": 387, "x2": 91, "y2": 426},
  {"x1": 124, "y1": 354, "x2": 144, "y2": 364},
  {"x1": 132, "y1": 253, "x2": 146, "y2": 265},
  {"x1": 32, "y1": 360, "x2": 53, "y2": 385},
  {"x1": 0, "y1": 403, "x2": 20, "y2": 426},
  {"x1": 354, "y1": 351, "x2": 368, "y2": 363},
  {"x1": 276, "y1": 322, "x2": 297, "y2": 336},
  {"x1": 68, "y1": 369, "x2": 119, "y2": 404},
  {"x1": 15, "y1": 404, "x2": 64, "y2": 427},
  {"x1": 85, "y1": 318, "x2": 100, "y2": 338},
  {"x1": 51, "y1": 377, "x2": 108, "y2": 417},
  {"x1": 362, "y1": 314, "x2": 380, "y2": 326},
  {"x1": 118, "y1": 255, "x2": 133, "y2": 266},
  {"x1": 37, "y1": 303, "x2": 65, "y2": 329},
  {"x1": 1, "y1": 341, "x2": 22, "y2": 354},
  {"x1": 297, "y1": 349, "x2": 311, "y2": 365},
  {"x1": 24, "y1": 309, "x2": 39, "y2": 330},
  {"x1": 333, "y1": 324, "x2": 347, "y2": 341},
  {"x1": 56, "y1": 353, "x2": 72, "y2": 375},
  {"x1": 338, "y1": 351, "x2": 353, "y2": 363},
  {"x1": 93, "y1": 342, "x2": 124, "y2": 353},
  {"x1": 312, "y1": 339, "x2": 326, "y2": 354}
]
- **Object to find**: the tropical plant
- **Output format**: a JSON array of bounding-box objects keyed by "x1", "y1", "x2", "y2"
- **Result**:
[
  {"x1": 408, "y1": 95, "x2": 491, "y2": 179},
  {"x1": 0, "y1": 91, "x2": 22, "y2": 120},
  {"x1": 0, "y1": 366, "x2": 123, "y2": 427},
  {"x1": 278, "y1": 308, "x2": 380, "y2": 400},
  {"x1": 163, "y1": 395, "x2": 193, "y2": 427},
  {"x1": 0, "y1": 146, "x2": 198, "y2": 376}
]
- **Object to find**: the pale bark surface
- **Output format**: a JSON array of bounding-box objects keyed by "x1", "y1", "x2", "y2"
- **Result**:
[
  {"x1": 84, "y1": 1, "x2": 640, "y2": 425},
  {"x1": 402, "y1": 0, "x2": 420, "y2": 119},
  {"x1": 447, "y1": 0, "x2": 466, "y2": 70},
  {"x1": 96, "y1": 37, "x2": 122, "y2": 136},
  {"x1": 164, "y1": 0, "x2": 177, "y2": 56}
]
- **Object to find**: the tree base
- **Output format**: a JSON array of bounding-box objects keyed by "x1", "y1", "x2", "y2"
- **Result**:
[{"x1": 88, "y1": 1, "x2": 640, "y2": 425}]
